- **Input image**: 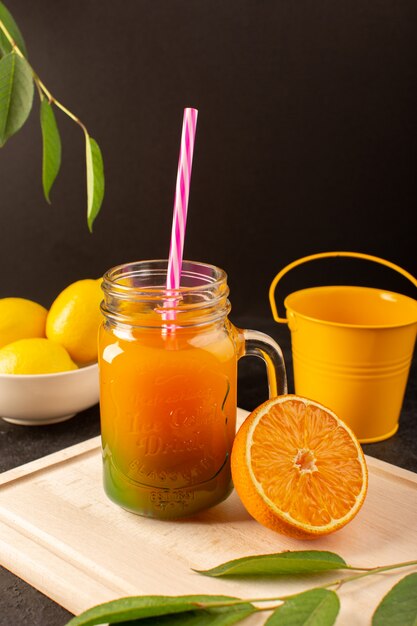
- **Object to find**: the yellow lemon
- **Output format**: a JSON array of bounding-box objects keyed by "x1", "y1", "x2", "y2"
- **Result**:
[
  {"x1": 46, "y1": 279, "x2": 103, "y2": 364},
  {"x1": 0, "y1": 338, "x2": 78, "y2": 374},
  {"x1": 0, "y1": 297, "x2": 47, "y2": 348}
]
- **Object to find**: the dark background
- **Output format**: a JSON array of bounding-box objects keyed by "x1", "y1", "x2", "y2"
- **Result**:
[{"x1": 0, "y1": 0, "x2": 416, "y2": 319}]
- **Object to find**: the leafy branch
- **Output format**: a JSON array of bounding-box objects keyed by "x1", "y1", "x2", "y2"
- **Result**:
[
  {"x1": 65, "y1": 551, "x2": 417, "y2": 626},
  {"x1": 0, "y1": 2, "x2": 104, "y2": 230}
]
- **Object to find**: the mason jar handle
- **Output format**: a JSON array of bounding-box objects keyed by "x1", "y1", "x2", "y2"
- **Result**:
[
  {"x1": 240, "y1": 329, "x2": 288, "y2": 397},
  {"x1": 269, "y1": 251, "x2": 417, "y2": 324}
]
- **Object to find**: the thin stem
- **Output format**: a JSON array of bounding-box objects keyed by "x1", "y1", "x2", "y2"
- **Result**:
[
  {"x1": 35, "y1": 80, "x2": 43, "y2": 100},
  {"x1": 193, "y1": 560, "x2": 417, "y2": 611},
  {"x1": 0, "y1": 18, "x2": 88, "y2": 136},
  {"x1": 35, "y1": 76, "x2": 88, "y2": 136},
  {"x1": 324, "y1": 560, "x2": 417, "y2": 591},
  {"x1": 0, "y1": 18, "x2": 17, "y2": 51}
]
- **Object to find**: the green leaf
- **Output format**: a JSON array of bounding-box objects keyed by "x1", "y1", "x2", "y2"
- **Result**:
[
  {"x1": 0, "y1": 2, "x2": 28, "y2": 58},
  {"x1": 85, "y1": 134, "x2": 104, "y2": 231},
  {"x1": 64, "y1": 595, "x2": 254, "y2": 626},
  {"x1": 265, "y1": 589, "x2": 340, "y2": 626},
  {"x1": 372, "y1": 573, "x2": 417, "y2": 626},
  {"x1": 117, "y1": 604, "x2": 255, "y2": 625},
  {"x1": 40, "y1": 98, "x2": 61, "y2": 202},
  {"x1": 196, "y1": 551, "x2": 349, "y2": 578},
  {"x1": 0, "y1": 51, "x2": 33, "y2": 146}
]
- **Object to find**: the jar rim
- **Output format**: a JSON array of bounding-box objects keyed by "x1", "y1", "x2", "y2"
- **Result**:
[{"x1": 102, "y1": 259, "x2": 228, "y2": 296}]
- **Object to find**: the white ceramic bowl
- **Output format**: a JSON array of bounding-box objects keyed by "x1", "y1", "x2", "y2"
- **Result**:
[{"x1": 0, "y1": 363, "x2": 100, "y2": 426}]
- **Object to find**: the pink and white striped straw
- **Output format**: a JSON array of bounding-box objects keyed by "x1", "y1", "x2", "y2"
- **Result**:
[{"x1": 166, "y1": 108, "x2": 198, "y2": 294}]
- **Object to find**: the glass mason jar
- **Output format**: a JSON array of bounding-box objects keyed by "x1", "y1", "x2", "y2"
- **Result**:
[{"x1": 99, "y1": 260, "x2": 287, "y2": 519}]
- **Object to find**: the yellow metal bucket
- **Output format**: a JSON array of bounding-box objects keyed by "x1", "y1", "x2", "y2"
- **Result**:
[{"x1": 269, "y1": 252, "x2": 417, "y2": 443}]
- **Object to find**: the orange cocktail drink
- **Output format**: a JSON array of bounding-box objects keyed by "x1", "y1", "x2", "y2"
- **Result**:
[
  {"x1": 99, "y1": 323, "x2": 237, "y2": 518},
  {"x1": 99, "y1": 260, "x2": 287, "y2": 519}
]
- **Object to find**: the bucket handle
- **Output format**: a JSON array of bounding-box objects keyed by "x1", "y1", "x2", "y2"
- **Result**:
[{"x1": 269, "y1": 251, "x2": 417, "y2": 324}]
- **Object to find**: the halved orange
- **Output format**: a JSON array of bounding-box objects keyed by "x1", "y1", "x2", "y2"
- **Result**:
[{"x1": 231, "y1": 395, "x2": 368, "y2": 539}]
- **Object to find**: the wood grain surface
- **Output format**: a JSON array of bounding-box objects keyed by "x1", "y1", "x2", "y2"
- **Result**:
[{"x1": 0, "y1": 409, "x2": 416, "y2": 625}]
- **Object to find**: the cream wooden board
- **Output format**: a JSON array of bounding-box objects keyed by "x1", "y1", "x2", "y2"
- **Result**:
[{"x1": 0, "y1": 408, "x2": 416, "y2": 625}]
